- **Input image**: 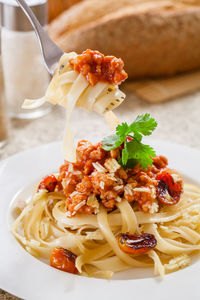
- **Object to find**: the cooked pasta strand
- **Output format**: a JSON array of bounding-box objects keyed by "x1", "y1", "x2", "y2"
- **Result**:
[{"x1": 12, "y1": 184, "x2": 200, "y2": 279}]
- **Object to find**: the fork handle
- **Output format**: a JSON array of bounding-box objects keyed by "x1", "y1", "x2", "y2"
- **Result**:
[{"x1": 16, "y1": 0, "x2": 64, "y2": 75}]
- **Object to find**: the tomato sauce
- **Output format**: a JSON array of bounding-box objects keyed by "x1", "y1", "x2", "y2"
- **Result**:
[
  {"x1": 69, "y1": 49, "x2": 128, "y2": 86},
  {"x1": 39, "y1": 141, "x2": 183, "y2": 217}
]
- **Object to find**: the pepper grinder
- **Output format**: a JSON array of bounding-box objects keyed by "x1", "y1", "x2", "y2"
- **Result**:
[{"x1": 0, "y1": 0, "x2": 51, "y2": 119}]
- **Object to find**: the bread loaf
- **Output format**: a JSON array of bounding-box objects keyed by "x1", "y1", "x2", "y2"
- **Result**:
[
  {"x1": 49, "y1": 0, "x2": 200, "y2": 79},
  {"x1": 48, "y1": 0, "x2": 83, "y2": 22}
]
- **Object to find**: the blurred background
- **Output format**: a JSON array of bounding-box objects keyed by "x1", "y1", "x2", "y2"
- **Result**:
[
  {"x1": 0, "y1": 0, "x2": 200, "y2": 154},
  {"x1": 0, "y1": 0, "x2": 200, "y2": 158},
  {"x1": 0, "y1": 1, "x2": 200, "y2": 298}
]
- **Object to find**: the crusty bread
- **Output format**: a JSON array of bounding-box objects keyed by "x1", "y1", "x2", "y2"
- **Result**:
[
  {"x1": 49, "y1": 0, "x2": 151, "y2": 39},
  {"x1": 48, "y1": 0, "x2": 83, "y2": 22},
  {"x1": 48, "y1": 0, "x2": 200, "y2": 79}
]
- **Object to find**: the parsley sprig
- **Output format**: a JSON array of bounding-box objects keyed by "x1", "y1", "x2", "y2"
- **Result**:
[{"x1": 102, "y1": 113, "x2": 157, "y2": 169}]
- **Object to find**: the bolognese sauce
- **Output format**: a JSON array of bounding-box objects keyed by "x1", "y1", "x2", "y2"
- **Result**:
[
  {"x1": 39, "y1": 140, "x2": 183, "y2": 217},
  {"x1": 69, "y1": 49, "x2": 128, "y2": 86}
]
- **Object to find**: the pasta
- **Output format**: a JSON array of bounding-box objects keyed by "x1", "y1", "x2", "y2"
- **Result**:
[
  {"x1": 13, "y1": 49, "x2": 200, "y2": 280},
  {"x1": 12, "y1": 183, "x2": 200, "y2": 279},
  {"x1": 22, "y1": 52, "x2": 126, "y2": 113},
  {"x1": 11, "y1": 135, "x2": 200, "y2": 279},
  {"x1": 22, "y1": 51, "x2": 126, "y2": 161}
]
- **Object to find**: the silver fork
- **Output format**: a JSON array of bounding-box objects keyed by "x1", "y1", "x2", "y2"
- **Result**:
[{"x1": 16, "y1": 0, "x2": 64, "y2": 75}]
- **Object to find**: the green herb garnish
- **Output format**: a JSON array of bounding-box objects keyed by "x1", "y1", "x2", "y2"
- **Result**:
[{"x1": 102, "y1": 113, "x2": 157, "y2": 169}]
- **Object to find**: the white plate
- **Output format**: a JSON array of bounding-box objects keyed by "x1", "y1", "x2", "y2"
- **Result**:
[{"x1": 1, "y1": 140, "x2": 200, "y2": 300}]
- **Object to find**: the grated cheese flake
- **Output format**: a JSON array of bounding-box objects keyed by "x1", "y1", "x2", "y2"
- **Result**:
[
  {"x1": 87, "y1": 194, "x2": 99, "y2": 209},
  {"x1": 104, "y1": 158, "x2": 120, "y2": 173},
  {"x1": 74, "y1": 200, "x2": 86, "y2": 211},
  {"x1": 92, "y1": 162, "x2": 107, "y2": 173}
]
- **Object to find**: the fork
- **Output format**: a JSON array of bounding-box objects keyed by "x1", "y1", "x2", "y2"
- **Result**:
[{"x1": 16, "y1": 0, "x2": 64, "y2": 75}]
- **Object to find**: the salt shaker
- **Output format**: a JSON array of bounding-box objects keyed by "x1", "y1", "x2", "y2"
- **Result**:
[{"x1": 0, "y1": 0, "x2": 51, "y2": 119}]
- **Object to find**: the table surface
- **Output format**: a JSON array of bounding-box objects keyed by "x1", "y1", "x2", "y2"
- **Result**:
[{"x1": 1, "y1": 88, "x2": 200, "y2": 299}]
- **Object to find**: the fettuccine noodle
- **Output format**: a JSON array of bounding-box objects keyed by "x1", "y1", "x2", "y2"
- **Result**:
[
  {"x1": 12, "y1": 183, "x2": 200, "y2": 279},
  {"x1": 22, "y1": 52, "x2": 125, "y2": 161}
]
